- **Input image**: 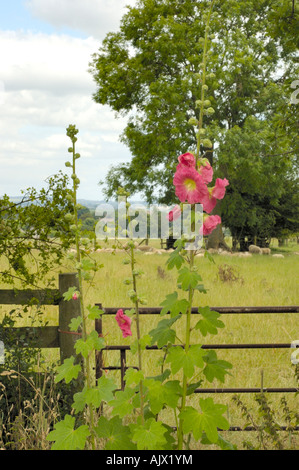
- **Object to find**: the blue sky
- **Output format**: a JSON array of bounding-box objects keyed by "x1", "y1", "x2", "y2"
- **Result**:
[{"x1": 0, "y1": 0, "x2": 137, "y2": 200}]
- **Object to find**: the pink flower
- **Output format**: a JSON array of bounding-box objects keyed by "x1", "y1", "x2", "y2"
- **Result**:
[
  {"x1": 72, "y1": 292, "x2": 79, "y2": 300},
  {"x1": 200, "y1": 215, "x2": 222, "y2": 236},
  {"x1": 178, "y1": 152, "x2": 196, "y2": 168},
  {"x1": 198, "y1": 161, "x2": 213, "y2": 184},
  {"x1": 173, "y1": 166, "x2": 208, "y2": 204},
  {"x1": 168, "y1": 205, "x2": 181, "y2": 221},
  {"x1": 115, "y1": 309, "x2": 132, "y2": 338},
  {"x1": 201, "y1": 178, "x2": 229, "y2": 213},
  {"x1": 212, "y1": 178, "x2": 229, "y2": 199}
]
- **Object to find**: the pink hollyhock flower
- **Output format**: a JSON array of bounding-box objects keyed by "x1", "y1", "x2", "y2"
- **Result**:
[
  {"x1": 168, "y1": 204, "x2": 181, "y2": 221},
  {"x1": 200, "y1": 214, "x2": 222, "y2": 236},
  {"x1": 178, "y1": 152, "x2": 196, "y2": 168},
  {"x1": 198, "y1": 161, "x2": 213, "y2": 184},
  {"x1": 115, "y1": 309, "x2": 132, "y2": 338},
  {"x1": 201, "y1": 178, "x2": 229, "y2": 213},
  {"x1": 212, "y1": 178, "x2": 229, "y2": 199},
  {"x1": 72, "y1": 292, "x2": 79, "y2": 300},
  {"x1": 173, "y1": 166, "x2": 208, "y2": 204}
]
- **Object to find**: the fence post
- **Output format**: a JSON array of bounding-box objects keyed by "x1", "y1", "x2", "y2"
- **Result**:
[{"x1": 58, "y1": 272, "x2": 80, "y2": 363}]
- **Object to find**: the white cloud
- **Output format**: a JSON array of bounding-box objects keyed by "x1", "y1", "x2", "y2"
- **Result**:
[
  {"x1": 0, "y1": 29, "x2": 132, "y2": 200},
  {"x1": 26, "y1": 0, "x2": 136, "y2": 39}
]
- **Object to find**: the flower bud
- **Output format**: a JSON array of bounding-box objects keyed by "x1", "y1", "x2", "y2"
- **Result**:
[
  {"x1": 188, "y1": 117, "x2": 198, "y2": 126},
  {"x1": 202, "y1": 139, "x2": 213, "y2": 148},
  {"x1": 65, "y1": 161, "x2": 72, "y2": 167}
]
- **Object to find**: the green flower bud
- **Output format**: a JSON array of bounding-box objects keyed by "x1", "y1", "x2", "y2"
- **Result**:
[
  {"x1": 206, "y1": 107, "x2": 215, "y2": 115},
  {"x1": 75, "y1": 153, "x2": 81, "y2": 159},
  {"x1": 68, "y1": 147, "x2": 73, "y2": 153},
  {"x1": 64, "y1": 213, "x2": 73, "y2": 221},
  {"x1": 202, "y1": 139, "x2": 213, "y2": 148},
  {"x1": 202, "y1": 84, "x2": 209, "y2": 91},
  {"x1": 65, "y1": 161, "x2": 72, "y2": 167},
  {"x1": 188, "y1": 117, "x2": 198, "y2": 126},
  {"x1": 204, "y1": 100, "x2": 211, "y2": 107}
]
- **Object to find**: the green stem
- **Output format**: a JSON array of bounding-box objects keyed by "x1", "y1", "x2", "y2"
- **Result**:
[
  {"x1": 177, "y1": 250, "x2": 195, "y2": 450},
  {"x1": 71, "y1": 137, "x2": 96, "y2": 450},
  {"x1": 130, "y1": 244, "x2": 145, "y2": 424},
  {"x1": 195, "y1": 0, "x2": 215, "y2": 166}
]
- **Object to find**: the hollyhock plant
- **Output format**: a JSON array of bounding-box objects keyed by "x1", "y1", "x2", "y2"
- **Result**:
[
  {"x1": 116, "y1": 309, "x2": 132, "y2": 338},
  {"x1": 173, "y1": 165, "x2": 208, "y2": 204}
]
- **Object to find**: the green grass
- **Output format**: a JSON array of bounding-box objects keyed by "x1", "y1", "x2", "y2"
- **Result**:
[{"x1": 1, "y1": 239, "x2": 298, "y2": 449}]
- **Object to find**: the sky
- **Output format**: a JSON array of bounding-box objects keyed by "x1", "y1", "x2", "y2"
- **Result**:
[{"x1": 0, "y1": 0, "x2": 137, "y2": 201}]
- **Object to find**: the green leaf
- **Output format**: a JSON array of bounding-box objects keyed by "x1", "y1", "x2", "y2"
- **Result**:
[
  {"x1": 95, "y1": 416, "x2": 136, "y2": 450},
  {"x1": 160, "y1": 292, "x2": 189, "y2": 317},
  {"x1": 177, "y1": 267, "x2": 202, "y2": 291},
  {"x1": 69, "y1": 315, "x2": 82, "y2": 332},
  {"x1": 203, "y1": 350, "x2": 233, "y2": 383},
  {"x1": 124, "y1": 368, "x2": 144, "y2": 386},
  {"x1": 75, "y1": 330, "x2": 105, "y2": 358},
  {"x1": 144, "y1": 378, "x2": 182, "y2": 414},
  {"x1": 179, "y1": 398, "x2": 229, "y2": 443},
  {"x1": 149, "y1": 315, "x2": 181, "y2": 348},
  {"x1": 201, "y1": 432, "x2": 237, "y2": 450},
  {"x1": 46, "y1": 414, "x2": 89, "y2": 450},
  {"x1": 55, "y1": 357, "x2": 81, "y2": 384},
  {"x1": 166, "y1": 249, "x2": 184, "y2": 270},
  {"x1": 87, "y1": 304, "x2": 103, "y2": 320},
  {"x1": 62, "y1": 286, "x2": 78, "y2": 301},
  {"x1": 72, "y1": 376, "x2": 117, "y2": 412},
  {"x1": 109, "y1": 387, "x2": 136, "y2": 418},
  {"x1": 165, "y1": 345, "x2": 205, "y2": 378},
  {"x1": 130, "y1": 418, "x2": 168, "y2": 450},
  {"x1": 195, "y1": 306, "x2": 225, "y2": 336}
]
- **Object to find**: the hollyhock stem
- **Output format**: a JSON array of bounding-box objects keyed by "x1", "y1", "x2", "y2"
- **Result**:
[
  {"x1": 177, "y1": 249, "x2": 195, "y2": 450},
  {"x1": 130, "y1": 243, "x2": 145, "y2": 424},
  {"x1": 195, "y1": 0, "x2": 215, "y2": 167},
  {"x1": 68, "y1": 127, "x2": 96, "y2": 450}
]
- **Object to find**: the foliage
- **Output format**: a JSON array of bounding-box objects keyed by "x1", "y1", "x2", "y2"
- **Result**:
[
  {"x1": 0, "y1": 172, "x2": 74, "y2": 287},
  {"x1": 89, "y1": 0, "x2": 299, "y2": 243}
]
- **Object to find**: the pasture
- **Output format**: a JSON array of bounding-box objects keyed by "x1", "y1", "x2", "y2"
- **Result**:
[{"x1": 1, "y1": 238, "x2": 298, "y2": 449}]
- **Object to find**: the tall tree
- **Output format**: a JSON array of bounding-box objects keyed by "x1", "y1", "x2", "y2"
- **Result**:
[{"x1": 89, "y1": 0, "x2": 298, "y2": 248}]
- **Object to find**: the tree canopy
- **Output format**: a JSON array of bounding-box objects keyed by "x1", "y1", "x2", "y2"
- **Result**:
[{"x1": 89, "y1": 0, "x2": 299, "y2": 246}]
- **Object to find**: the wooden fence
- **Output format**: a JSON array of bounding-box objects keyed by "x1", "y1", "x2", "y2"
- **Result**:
[{"x1": 0, "y1": 273, "x2": 80, "y2": 362}]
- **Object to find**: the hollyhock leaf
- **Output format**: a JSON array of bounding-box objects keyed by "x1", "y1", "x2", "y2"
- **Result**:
[
  {"x1": 69, "y1": 315, "x2": 82, "y2": 332},
  {"x1": 166, "y1": 345, "x2": 205, "y2": 378},
  {"x1": 47, "y1": 414, "x2": 89, "y2": 450},
  {"x1": 203, "y1": 350, "x2": 233, "y2": 383},
  {"x1": 124, "y1": 368, "x2": 144, "y2": 386},
  {"x1": 130, "y1": 418, "x2": 168, "y2": 450},
  {"x1": 177, "y1": 267, "x2": 202, "y2": 291},
  {"x1": 195, "y1": 306, "x2": 225, "y2": 336},
  {"x1": 109, "y1": 387, "x2": 136, "y2": 418},
  {"x1": 95, "y1": 416, "x2": 136, "y2": 450},
  {"x1": 160, "y1": 292, "x2": 189, "y2": 317},
  {"x1": 144, "y1": 378, "x2": 182, "y2": 414},
  {"x1": 87, "y1": 304, "x2": 104, "y2": 320},
  {"x1": 55, "y1": 357, "x2": 81, "y2": 384},
  {"x1": 166, "y1": 250, "x2": 184, "y2": 270},
  {"x1": 75, "y1": 330, "x2": 105, "y2": 358},
  {"x1": 149, "y1": 315, "x2": 181, "y2": 348},
  {"x1": 179, "y1": 399, "x2": 229, "y2": 443},
  {"x1": 62, "y1": 286, "x2": 78, "y2": 301}
]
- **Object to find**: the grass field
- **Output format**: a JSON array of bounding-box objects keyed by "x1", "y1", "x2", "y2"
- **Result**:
[{"x1": 1, "y1": 238, "x2": 298, "y2": 449}]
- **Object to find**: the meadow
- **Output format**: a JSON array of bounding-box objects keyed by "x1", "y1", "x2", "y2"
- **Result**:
[{"x1": 0, "y1": 238, "x2": 298, "y2": 449}]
